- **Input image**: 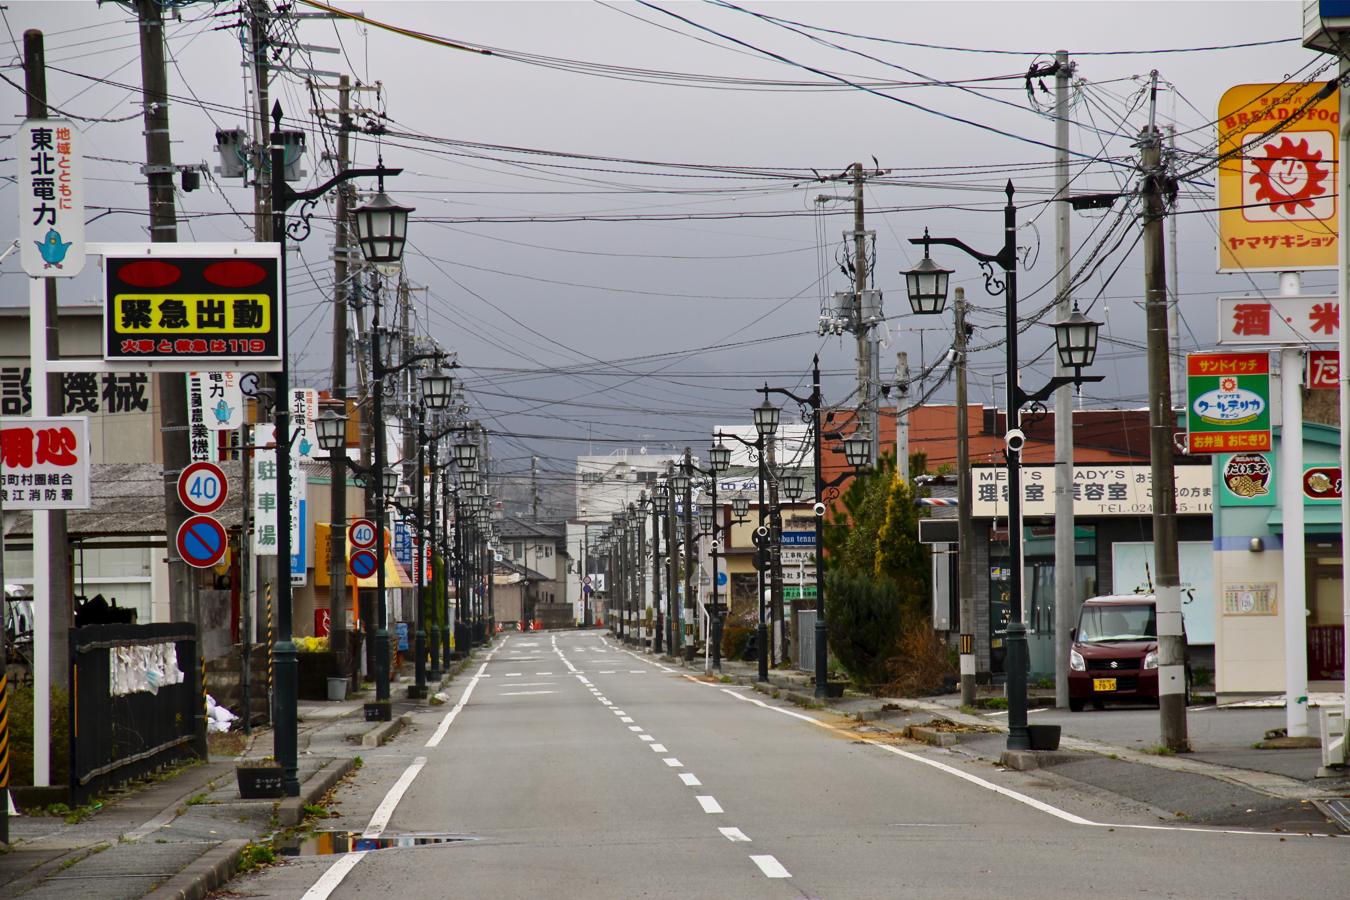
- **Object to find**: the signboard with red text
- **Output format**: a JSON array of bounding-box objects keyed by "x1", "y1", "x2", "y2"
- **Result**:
[
  {"x1": 1186, "y1": 352, "x2": 1272, "y2": 454},
  {"x1": 1217, "y1": 295, "x2": 1339, "y2": 345},
  {"x1": 1307, "y1": 349, "x2": 1340, "y2": 388},
  {"x1": 0, "y1": 417, "x2": 91, "y2": 509}
]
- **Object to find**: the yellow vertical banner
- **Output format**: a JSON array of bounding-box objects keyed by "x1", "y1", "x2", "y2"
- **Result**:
[{"x1": 1217, "y1": 81, "x2": 1339, "y2": 272}]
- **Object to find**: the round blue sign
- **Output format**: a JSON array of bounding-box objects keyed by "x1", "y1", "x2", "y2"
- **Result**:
[
  {"x1": 177, "y1": 515, "x2": 227, "y2": 569},
  {"x1": 349, "y1": 549, "x2": 378, "y2": 579},
  {"x1": 716, "y1": 571, "x2": 728, "y2": 586}
]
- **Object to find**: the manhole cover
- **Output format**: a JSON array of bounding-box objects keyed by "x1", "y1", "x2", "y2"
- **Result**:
[{"x1": 277, "y1": 831, "x2": 478, "y2": 856}]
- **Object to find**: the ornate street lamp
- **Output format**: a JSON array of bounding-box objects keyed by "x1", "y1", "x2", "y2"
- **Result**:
[
  {"x1": 1054, "y1": 306, "x2": 1101, "y2": 371},
  {"x1": 316, "y1": 404, "x2": 346, "y2": 452},
  {"x1": 710, "y1": 440, "x2": 732, "y2": 473},
  {"x1": 382, "y1": 467, "x2": 400, "y2": 497},
  {"x1": 754, "y1": 398, "x2": 780, "y2": 438},
  {"x1": 732, "y1": 496, "x2": 750, "y2": 520},
  {"x1": 459, "y1": 469, "x2": 480, "y2": 492},
  {"x1": 782, "y1": 473, "x2": 806, "y2": 502},
  {"x1": 354, "y1": 184, "x2": 413, "y2": 263},
  {"x1": 454, "y1": 440, "x2": 478, "y2": 471},
  {"x1": 904, "y1": 236, "x2": 954, "y2": 315},
  {"x1": 698, "y1": 505, "x2": 714, "y2": 535},
  {"x1": 420, "y1": 365, "x2": 453, "y2": 409},
  {"x1": 653, "y1": 486, "x2": 670, "y2": 515},
  {"x1": 844, "y1": 432, "x2": 871, "y2": 470},
  {"x1": 670, "y1": 470, "x2": 690, "y2": 495}
]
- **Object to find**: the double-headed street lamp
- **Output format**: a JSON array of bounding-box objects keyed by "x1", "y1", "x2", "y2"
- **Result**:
[
  {"x1": 906, "y1": 180, "x2": 1101, "y2": 751},
  {"x1": 764, "y1": 356, "x2": 872, "y2": 698},
  {"x1": 269, "y1": 101, "x2": 406, "y2": 795},
  {"x1": 718, "y1": 396, "x2": 780, "y2": 682}
]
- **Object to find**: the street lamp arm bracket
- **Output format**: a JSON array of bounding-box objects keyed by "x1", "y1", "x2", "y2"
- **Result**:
[
  {"x1": 978, "y1": 260, "x2": 1005, "y2": 298},
  {"x1": 1014, "y1": 373, "x2": 1104, "y2": 408}
]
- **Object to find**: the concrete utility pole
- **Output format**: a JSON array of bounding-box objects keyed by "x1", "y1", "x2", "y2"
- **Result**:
[
  {"x1": 954, "y1": 288, "x2": 977, "y2": 706},
  {"x1": 667, "y1": 465, "x2": 679, "y2": 653},
  {"x1": 1052, "y1": 50, "x2": 1076, "y2": 710},
  {"x1": 531, "y1": 456, "x2": 540, "y2": 522},
  {"x1": 1278, "y1": 272, "x2": 1309, "y2": 738},
  {"x1": 683, "y1": 448, "x2": 695, "y2": 653},
  {"x1": 850, "y1": 163, "x2": 880, "y2": 463},
  {"x1": 22, "y1": 26, "x2": 73, "y2": 789},
  {"x1": 896, "y1": 352, "x2": 910, "y2": 481},
  {"x1": 766, "y1": 430, "x2": 785, "y2": 664},
  {"x1": 1339, "y1": 54, "x2": 1350, "y2": 759},
  {"x1": 1167, "y1": 124, "x2": 1184, "y2": 410},
  {"x1": 326, "y1": 75, "x2": 353, "y2": 661},
  {"x1": 1141, "y1": 72, "x2": 1188, "y2": 751}
]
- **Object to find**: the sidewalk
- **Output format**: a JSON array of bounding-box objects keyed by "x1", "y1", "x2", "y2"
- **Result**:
[
  {"x1": 0, "y1": 654, "x2": 477, "y2": 900},
  {"x1": 636, "y1": 637, "x2": 1350, "y2": 833}
]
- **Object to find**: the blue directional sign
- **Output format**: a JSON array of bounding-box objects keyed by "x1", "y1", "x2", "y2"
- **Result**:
[{"x1": 177, "y1": 514, "x2": 227, "y2": 569}]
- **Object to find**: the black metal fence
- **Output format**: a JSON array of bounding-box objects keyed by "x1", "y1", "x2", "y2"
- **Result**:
[{"x1": 69, "y1": 623, "x2": 205, "y2": 806}]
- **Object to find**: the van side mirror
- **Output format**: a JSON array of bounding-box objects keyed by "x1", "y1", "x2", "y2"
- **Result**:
[{"x1": 1070, "y1": 628, "x2": 1077, "y2": 641}]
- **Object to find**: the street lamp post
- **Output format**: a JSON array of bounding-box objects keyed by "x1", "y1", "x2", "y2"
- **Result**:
[
  {"x1": 670, "y1": 461, "x2": 691, "y2": 655},
  {"x1": 652, "y1": 485, "x2": 668, "y2": 654},
  {"x1": 270, "y1": 102, "x2": 404, "y2": 793},
  {"x1": 908, "y1": 181, "x2": 1101, "y2": 751},
  {"x1": 685, "y1": 445, "x2": 727, "y2": 669},
  {"x1": 764, "y1": 356, "x2": 870, "y2": 698}
]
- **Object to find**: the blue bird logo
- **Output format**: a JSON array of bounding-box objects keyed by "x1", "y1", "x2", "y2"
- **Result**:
[
  {"x1": 211, "y1": 399, "x2": 235, "y2": 425},
  {"x1": 298, "y1": 437, "x2": 314, "y2": 457},
  {"x1": 36, "y1": 229, "x2": 72, "y2": 268}
]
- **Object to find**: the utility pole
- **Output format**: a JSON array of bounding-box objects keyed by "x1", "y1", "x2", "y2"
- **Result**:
[
  {"x1": 683, "y1": 448, "x2": 695, "y2": 655},
  {"x1": 766, "y1": 430, "x2": 785, "y2": 664},
  {"x1": 21, "y1": 27, "x2": 73, "y2": 789},
  {"x1": 954, "y1": 287, "x2": 977, "y2": 706},
  {"x1": 666, "y1": 464, "x2": 679, "y2": 653},
  {"x1": 895, "y1": 352, "x2": 910, "y2": 481},
  {"x1": 1167, "y1": 124, "x2": 1184, "y2": 409},
  {"x1": 1141, "y1": 72, "x2": 1188, "y2": 751},
  {"x1": 531, "y1": 456, "x2": 540, "y2": 522},
  {"x1": 850, "y1": 163, "x2": 878, "y2": 462},
  {"x1": 1052, "y1": 49, "x2": 1076, "y2": 710},
  {"x1": 326, "y1": 75, "x2": 353, "y2": 663}
]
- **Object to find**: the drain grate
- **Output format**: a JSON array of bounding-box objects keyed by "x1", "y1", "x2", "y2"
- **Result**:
[
  {"x1": 277, "y1": 831, "x2": 478, "y2": 856},
  {"x1": 1319, "y1": 799, "x2": 1350, "y2": 832}
]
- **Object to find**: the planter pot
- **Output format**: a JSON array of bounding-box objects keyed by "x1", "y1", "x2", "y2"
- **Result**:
[
  {"x1": 823, "y1": 681, "x2": 847, "y2": 699},
  {"x1": 327, "y1": 677, "x2": 349, "y2": 702},
  {"x1": 1026, "y1": 724, "x2": 1061, "y2": 751},
  {"x1": 236, "y1": 766, "x2": 285, "y2": 799},
  {"x1": 363, "y1": 701, "x2": 392, "y2": 723},
  {"x1": 682, "y1": 646, "x2": 698, "y2": 662}
]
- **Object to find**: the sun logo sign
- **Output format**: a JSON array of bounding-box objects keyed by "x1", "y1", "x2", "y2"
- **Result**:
[{"x1": 1245, "y1": 133, "x2": 1332, "y2": 221}]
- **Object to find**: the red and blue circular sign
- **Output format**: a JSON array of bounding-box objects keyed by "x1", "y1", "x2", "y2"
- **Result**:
[
  {"x1": 177, "y1": 514, "x2": 228, "y2": 569},
  {"x1": 349, "y1": 549, "x2": 378, "y2": 579}
]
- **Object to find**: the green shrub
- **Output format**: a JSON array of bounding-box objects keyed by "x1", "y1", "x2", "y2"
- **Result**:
[
  {"x1": 823, "y1": 570, "x2": 904, "y2": 691},
  {"x1": 720, "y1": 624, "x2": 753, "y2": 661},
  {"x1": 7, "y1": 683, "x2": 71, "y2": 786}
]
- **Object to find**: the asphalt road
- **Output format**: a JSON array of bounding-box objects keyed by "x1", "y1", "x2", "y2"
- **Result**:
[{"x1": 231, "y1": 632, "x2": 1348, "y2": 899}]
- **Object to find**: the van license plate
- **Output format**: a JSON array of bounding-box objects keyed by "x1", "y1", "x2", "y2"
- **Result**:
[{"x1": 1093, "y1": 678, "x2": 1117, "y2": 692}]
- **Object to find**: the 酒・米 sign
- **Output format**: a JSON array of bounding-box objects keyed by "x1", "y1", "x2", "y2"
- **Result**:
[
  {"x1": 1217, "y1": 82, "x2": 1340, "y2": 272},
  {"x1": 19, "y1": 118, "x2": 84, "y2": 278},
  {"x1": 1186, "y1": 352, "x2": 1271, "y2": 454},
  {"x1": 1217, "y1": 296, "x2": 1339, "y2": 345},
  {"x1": 104, "y1": 246, "x2": 281, "y2": 367},
  {"x1": 0, "y1": 417, "x2": 91, "y2": 509}
]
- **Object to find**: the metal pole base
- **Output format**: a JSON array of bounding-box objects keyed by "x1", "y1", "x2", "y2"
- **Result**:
[
  {"x1": 272, "y1": 642, "x2": 300, "y2": 796},
  {"x1": 757, "y1": 622, "x2": 769, "y2": 682},
  {"x1": 813, "y1": 618, "x2": 829, "y2": 698},
  {"x1": 414, "y1": 628, "x2": 427, "y2": 696},
  {"x1": 710, "y1": 613, "x2": 724, "y2": 672},
  {"x1": 1004, "y1": 622, "x2": 1031, "y2": 751},
  {"x1": 374, "y1": 627, "x2": 391, "y2": 702}
]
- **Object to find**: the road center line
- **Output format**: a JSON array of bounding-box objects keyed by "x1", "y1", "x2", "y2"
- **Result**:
[
  {"x1": 720, "y1": 827, "x2": 751, "y2": 842},
  {"x1": 696, "y1": 795, "x2": 723, "y2": 814},
  {"x1": 500, "y1": 690, "x2": 556, "y2": 696},
  {"x1": 663, "y1": 758, "x2": 682, "y2": 767},
  {"x1": 750, "y1": 854, "x2": 791, "y2": 878},
  {"x1": 650, "y1": 743, "x2": 667, "y2": 752},
  {"x1": 680, "y1": 773, "x2": 701, "y2": 786}
]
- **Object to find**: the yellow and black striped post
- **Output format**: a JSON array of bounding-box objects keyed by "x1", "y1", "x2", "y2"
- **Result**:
[
  {"x1": 265, "y1": 581, "x2": 274, "y2": 723},
  {"x1": 199, "y1": 654, "x2": 208, "y2": 756}
]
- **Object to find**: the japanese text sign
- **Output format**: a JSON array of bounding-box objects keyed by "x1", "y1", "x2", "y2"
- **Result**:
[
  {"x1": 0, "y1": 417, "x2": 90, "y2": 509},
  {"x1": 1307, "y1": 349, "x2": 1340, "y2": 389},
  {"x1": 1, "y1": 368, "x2": 150, "y2": 417},
  {"x1": 1217, "y1": 295, "x2": 1339, "y2": 345},
  {"x1": 188, "y1": 372, "x2": 243, "y2": 433},
  {"x1": 1186, "y1": 352, "x2": 1271, "y2": 454},
  {"x1": 1217, "y1": 82, "x2": 1339, "y2": 272},
  {"x1": 103, "y1": 248, "x2": 281, "y2": 366},
  {"x1": 18, "y1": 119, "x2": 84, "y2": 278},
  {"x1": 970, "y1": 465, "x2": 1211, "y2": 518}
]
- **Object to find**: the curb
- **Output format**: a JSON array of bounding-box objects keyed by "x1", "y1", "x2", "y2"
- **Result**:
[
  {"x1": 360, "y1": 712, "x2": 412, "y2": 750},
  {"x1": 277, "y1": 756, "x2": 359, "y2": 827},
  {"x1": 142, "y1": 838, "x2": 248, "y2": 900}
]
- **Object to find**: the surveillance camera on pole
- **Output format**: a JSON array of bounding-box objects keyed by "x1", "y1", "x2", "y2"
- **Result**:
[{"x1": 1005, "y1": 428, "x2": 1026, "y2": 453}]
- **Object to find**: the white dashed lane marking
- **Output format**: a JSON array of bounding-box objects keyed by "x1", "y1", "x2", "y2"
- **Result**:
[
  {"x1": 720, "y1": 827, "x2": 751, "y2": 842},
  {"x1": 650, "y1": 743, "x2": 667, "y2": 753},
  {"x1": 663, "y1": 758, "x2": 682, "y2": 767},
  {"x1": 679, "y1": 773, "x2": 701, "y2": 786},
  {"x1": 697, "y1": 796, "x2": 723, "y2": 814},
  {"x1": 750, "y1": 855, "x2": 791, "y2": 878}
]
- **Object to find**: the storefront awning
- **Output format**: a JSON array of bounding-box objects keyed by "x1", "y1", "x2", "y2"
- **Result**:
[
  {"x1": 355, "y1": 554, "x2": 414, "y2": 589},
  {"x1": 1266, "y1": 506, "x2": 1344, "y2": 535}
]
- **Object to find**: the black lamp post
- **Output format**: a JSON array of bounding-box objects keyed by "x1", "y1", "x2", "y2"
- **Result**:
[
  {"x1": 669, "y1": 464, "x2": 690, "y2": 654},
  {"x1": 269, "y1": 101, "x2": 404, "y2": 793},
  {"x1": 907, "y1": 181, "x2": 1101, "y2": 751},
  {"x1": 684, "y1": 446, "x2": 726, "y2": 669},
  {"x1": 612, "y1": 510, "x2": 628, "y2": 641},
  {"x1": 651, "y1": 485, "x2": 668, "y2": 653},
  {"x1": 764, "y1": 355, "x2": 870, "y2": 699}
]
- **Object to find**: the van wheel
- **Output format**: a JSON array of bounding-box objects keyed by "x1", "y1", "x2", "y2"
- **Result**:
[
  {"x1": 1091, "y1": 699, "x2": 1105, "y2": 711},
  {"x1": 1069, "y1": 698, "x2": 1084, "y2": 712}
]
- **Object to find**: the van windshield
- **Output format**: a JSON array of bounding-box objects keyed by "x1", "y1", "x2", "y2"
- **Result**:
[{"x1": 1077, "y1": 603, "x2": 1155, "y2": 642}]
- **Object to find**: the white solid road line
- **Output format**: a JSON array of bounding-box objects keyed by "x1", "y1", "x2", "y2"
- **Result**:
[
  {"x1": 720, "y1": 827, "x2": 751, "y2": 842},
  {"x1": 696, "y1": 795, "x2": 724, "y2": 814},
  {"x1": 300, "y1": 852, "x2": 368, "y2": 900},
  {"x1": 426, "y1": 662, "x2": 489, "y2": 749},
  {"x1": 679, "y1": 773, "x2": 701, "y2": 786},
  {"x1": 750, "y1": 855, "x2": 791, "y2": 878},
  {"x1": 505, "y1": 672, "x2": 522, "y2": 677},
  {"x1": 504, "y1": 682, "x2": 553, "y2": 688},
  {"x1": 365, "y1": 756, "x2": 428, "y2": 835},
  {"x1": 500, "y1": 690, "x2": 556, "y2": 697}
]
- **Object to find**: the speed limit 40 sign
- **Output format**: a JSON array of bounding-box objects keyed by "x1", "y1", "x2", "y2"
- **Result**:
[
  {"x1": 178, "y1": 461, "x2": 228, "y2": 515},
  {"x1": 348, "y1": 518, "x2": 377, "y2": 550}
]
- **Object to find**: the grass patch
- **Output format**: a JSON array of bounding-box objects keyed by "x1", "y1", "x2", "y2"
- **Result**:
[
  {"x1": 302, "y1": 803, "x2": 331, "y2": 820},
  {"x1": 1141, "y1": 744, "x2": 1176, "y2": 756},
  {"x1": 235, "y1": 841, "x2": 276, "y2": 874},
  {"x1": 975, "y1": 697, "x2": 1008, "y2": 710},
  {"x1": 186, "y1": 792, "x2": 209, "y2": 806},
  {"x1": 352, "y1": 756, "x2": 364, "y2": 770}
]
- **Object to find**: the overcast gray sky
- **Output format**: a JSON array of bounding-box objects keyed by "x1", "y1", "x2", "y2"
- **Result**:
[{"x1": 0, "y1": 1, "x2": 1330, "y2": 506}]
